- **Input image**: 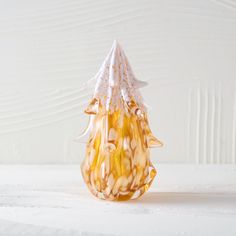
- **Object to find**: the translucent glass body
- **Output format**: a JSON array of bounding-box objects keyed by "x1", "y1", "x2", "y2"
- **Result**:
[{"x1": 81, "y1": 99, "x2": 162, "y2": 201}]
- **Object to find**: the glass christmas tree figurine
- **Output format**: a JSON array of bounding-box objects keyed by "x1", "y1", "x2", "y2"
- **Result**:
[{"x1": 76, "y1": 40, "x2": 163, "y2": 201}]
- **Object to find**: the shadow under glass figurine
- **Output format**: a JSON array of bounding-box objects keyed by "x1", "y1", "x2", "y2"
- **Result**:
[{"x1": 76, "y1": 40, "x2": 163, "y2": 201}]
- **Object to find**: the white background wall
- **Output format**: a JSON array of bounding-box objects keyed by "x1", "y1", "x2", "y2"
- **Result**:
[{"x1": 0, "y1": 0, "x2": 235, "y2": 164}]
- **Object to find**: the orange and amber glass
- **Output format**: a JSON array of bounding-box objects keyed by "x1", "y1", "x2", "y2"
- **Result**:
[{"x1": 81, "y1": 98, "x2": 162, "y2": 201}]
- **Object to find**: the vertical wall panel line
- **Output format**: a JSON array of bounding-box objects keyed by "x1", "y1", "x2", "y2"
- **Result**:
[
  {"x1": 187, "y1": 87, "x2": 193, "y2": 163},
  {"x1": 210, "y1": 90, "x2": 216, "y2": 164},
  {"x1": 232, "y1": 92, "x2": 236, "y2": 164},
  {"x1": 203, "y1": 88, "x2": 208, "y2": 164},
  {"x1": 216, "y1": 85, "x2": 222, "y2": 164},
  {"x1": 196, "y1": 87, "x2": 201, "y2": 164}
]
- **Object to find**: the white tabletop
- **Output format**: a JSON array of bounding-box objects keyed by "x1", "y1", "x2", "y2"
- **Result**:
[{"x1": 0, "y1": 164, "x2": 235, "y2": 236}]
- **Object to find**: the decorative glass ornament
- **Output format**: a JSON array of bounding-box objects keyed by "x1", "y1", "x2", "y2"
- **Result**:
[{"x1": 76, "y1": 40, "x2": 163, "y2": 201}]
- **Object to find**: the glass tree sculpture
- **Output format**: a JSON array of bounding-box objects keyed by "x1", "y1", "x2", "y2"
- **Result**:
[{"x1": 76, "y1": 40, "x2": 163, "y2": 201}]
